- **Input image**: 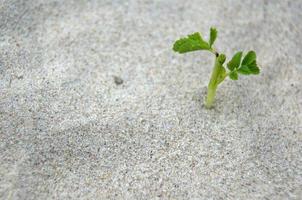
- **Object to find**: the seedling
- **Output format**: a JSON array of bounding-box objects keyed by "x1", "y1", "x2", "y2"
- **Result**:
[{"x1": 173, "y1": 27, "x2": 260, "y2": 108}]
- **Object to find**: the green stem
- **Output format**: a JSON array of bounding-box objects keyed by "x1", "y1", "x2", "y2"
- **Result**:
[{"x1": 205, "y1": 57, "x2": 220, "y2": 109}]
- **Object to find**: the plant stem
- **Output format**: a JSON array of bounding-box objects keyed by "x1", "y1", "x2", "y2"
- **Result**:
[{"x1": 205, "y1": 56, "x2": 220, "y2": 108}]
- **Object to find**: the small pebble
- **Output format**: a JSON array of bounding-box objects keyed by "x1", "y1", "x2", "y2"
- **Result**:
[{"x1": 113, "y1": 76, "x2": 123, "y2": 85}]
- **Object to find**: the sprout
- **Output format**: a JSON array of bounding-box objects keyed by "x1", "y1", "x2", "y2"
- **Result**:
[{"x1": 173, "y1": 28, "x2": 260, "y2": 108}]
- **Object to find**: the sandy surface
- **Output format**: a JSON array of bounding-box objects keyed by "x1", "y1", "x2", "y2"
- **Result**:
[{"x1": 1, "y1": 0, "x2": 302, "y2": 199}]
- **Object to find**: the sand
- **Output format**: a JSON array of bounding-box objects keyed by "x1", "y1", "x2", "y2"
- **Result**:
[{"x1": 0, "y1": 0, "x2": 302, "y2": 199}]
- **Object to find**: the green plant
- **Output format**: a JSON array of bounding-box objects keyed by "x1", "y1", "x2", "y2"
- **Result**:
[{"x1": 173, "y1": 27, "x2": 260, "y2": 108}]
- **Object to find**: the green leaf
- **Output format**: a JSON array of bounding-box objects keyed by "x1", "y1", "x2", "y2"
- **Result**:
[
  {"x1": 227, "y1": 51, "x2": 242, "y2": 71},
  {"x1": 237, "y1": 65, "x2": 251, "y2": 75},
  {"x1": 217, "y1": 54, "x2": 226, "y2": 64},
  {"x1": 242, "y1": 51, "x2": 256, "y2": 66},
  {"x1": 209, "y1": 27, "x2": 217, "y2": 48},
  {"x1": 217, "y1": 65, "x2": 226, "y2": 85},
  {"x1": 229, "y1": 71, "x2": 238, "y2": 80},
  {"x1": 173, "y1": 32, "x2": 210, "y2": 54},
  {"x1": 238, "y1": 52, "x2": 260, "y2": 75},
  {"x1": 248, "y1": 62, "x2": 260, "y2": 74}
]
